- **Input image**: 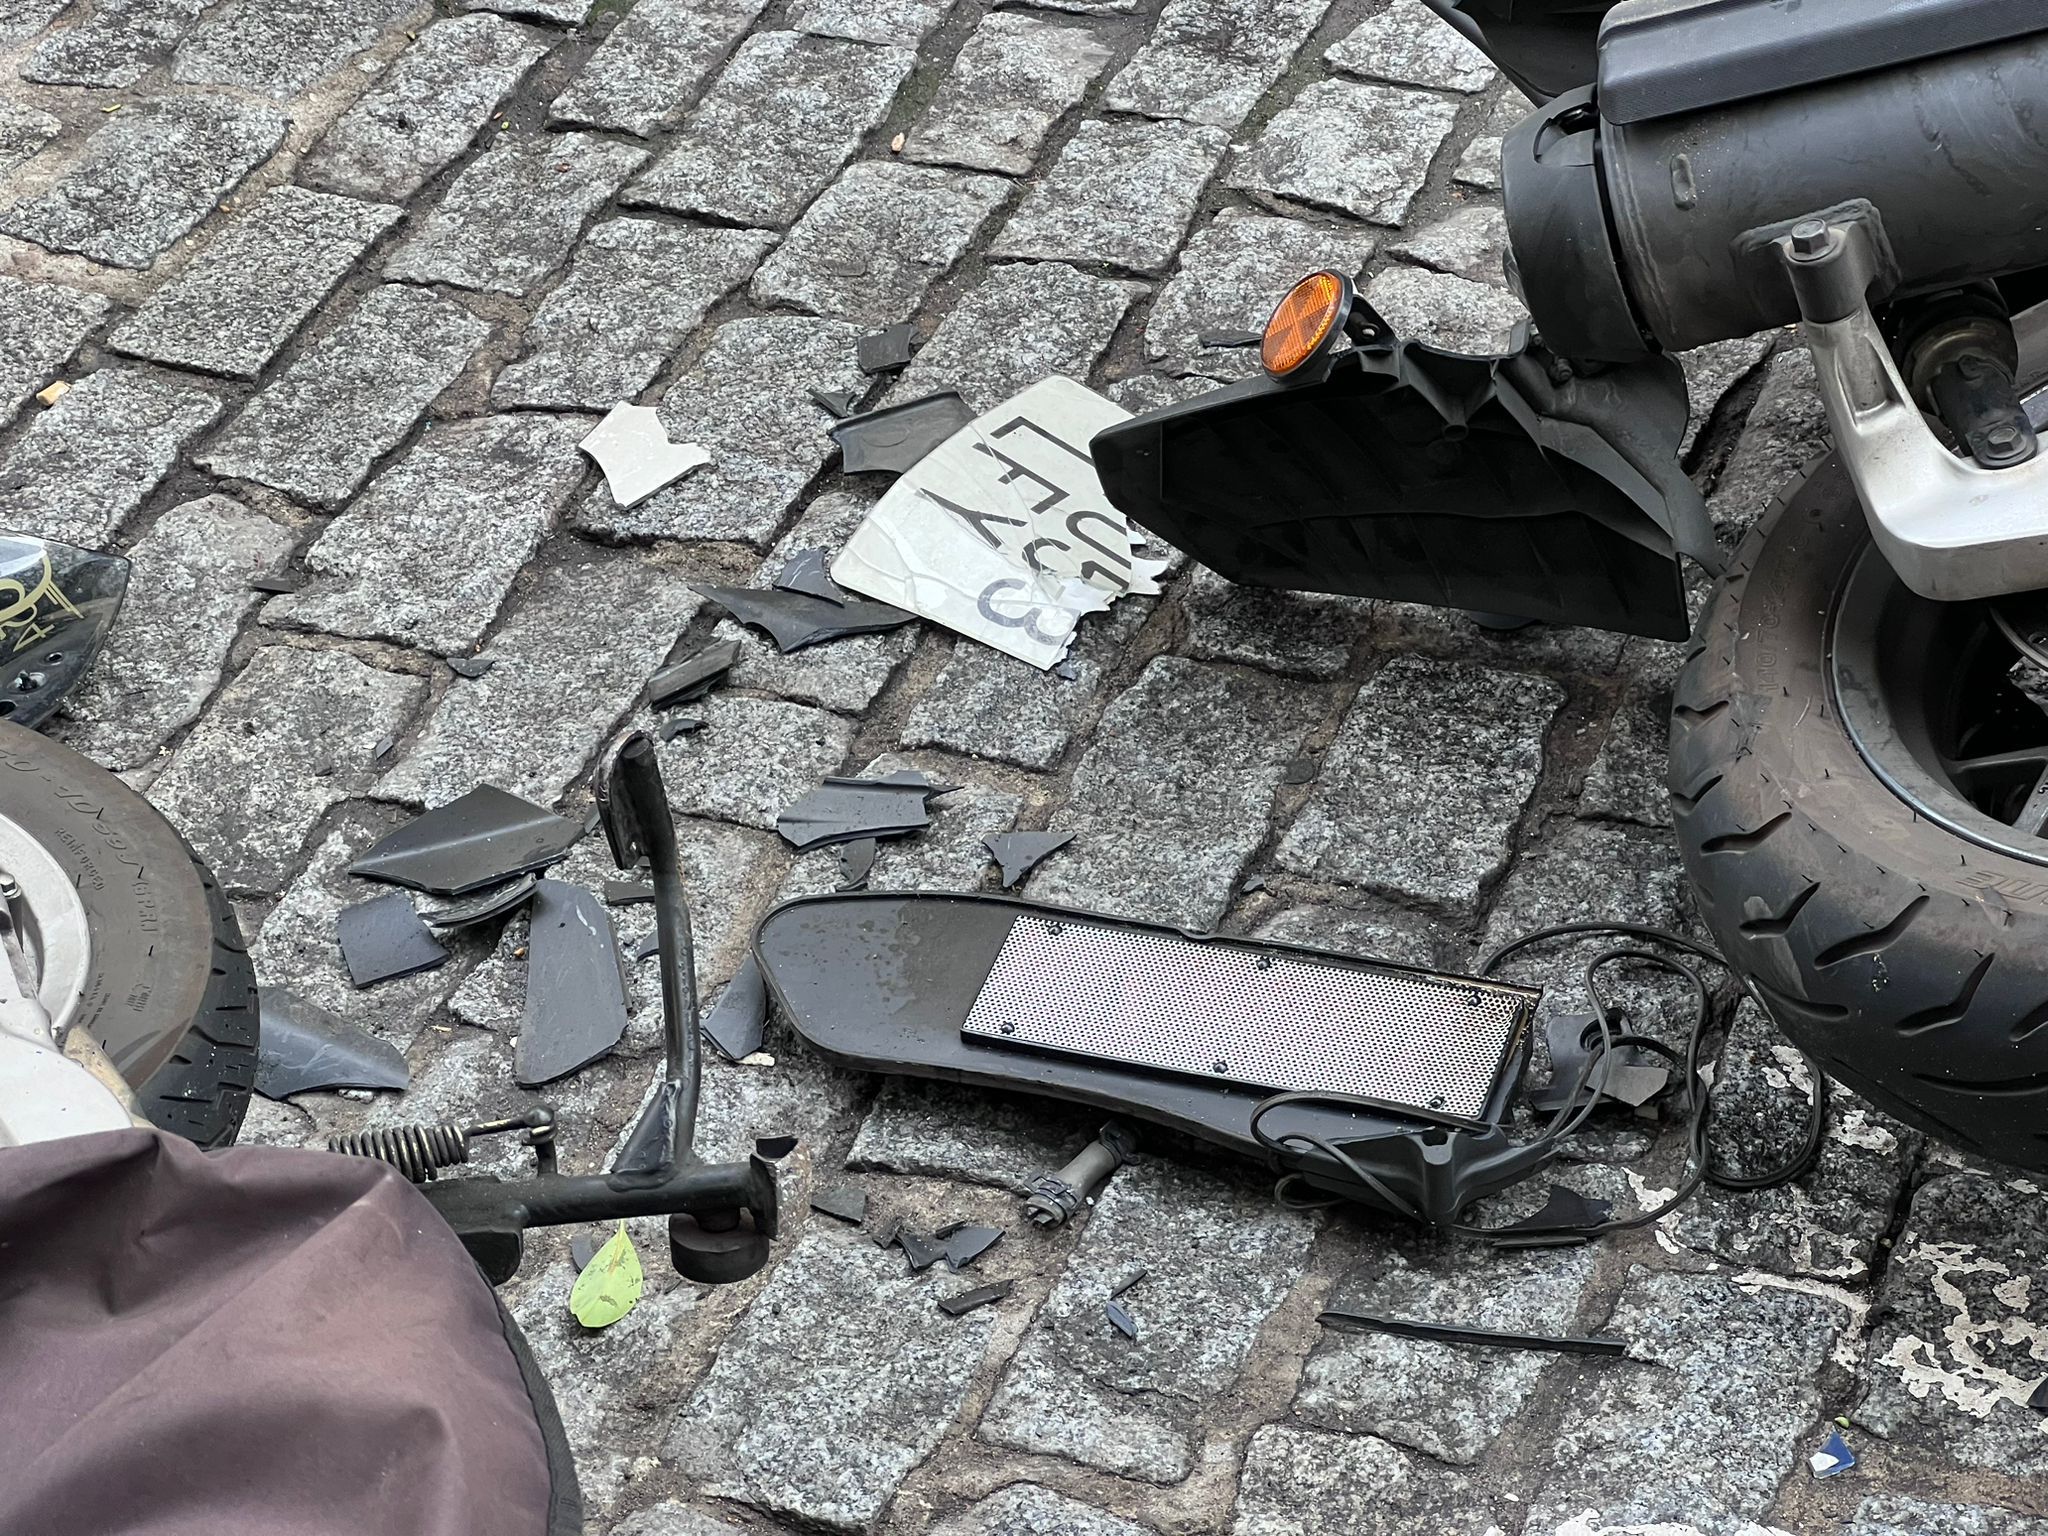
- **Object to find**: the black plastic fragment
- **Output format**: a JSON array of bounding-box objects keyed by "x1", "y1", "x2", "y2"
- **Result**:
[
  {"x1": 943, "y1": 1224, "x2": 1003, "y2": 1270},
  {"x1": 777, "y1": 777, "x2": 933, "y2": 851},
  {"x1": 515, "y1": 879, "x2": 630, "y2": 1086},
  {"x1": 423, "y1": 872, "x2": 539, "y2": 930},
  {"x1": 698, "y1": 584, "x2": 916, "y2": 653},
  {"x1": 1110, "y1": 1267, "x2": 1148, "y2": 1299},
  {"x1": 604, "y1": 880, "x2": 655, "y2": 906},
  {"x1": 701, "y1": 952, "x2": 768, "y2": 1061},
  {"x1": 613, "y1": 1090, "x2": 672, "y2": 1176},
  {"x1": 648, "y1": 638, "x2": 741, "y2": 708},
  {"x1": 1318, "y1": 1309, "x2": 1627, "y2": 1357},
  {"x1": 983, "y1": 831, "x2": 1073, "y2": 889},
  {"x1": 447, "y1": 655, "x2": 496, "y2": 679},
  {"x1": 0, "y1": 533, "x2": 130, "y2": 730},
  {"x1": 250, "y1": 572, "x2": 305, "y2": 594},
  {"x1": 1497, "y1": 1184, "x2": 1615, "y2": 1237},
  {"x1": 899, "y1": 1231, "x2": 946, "y2": 1272},
  {"x1": 1282, "y1": 756, "x2": 1319, "y2": 786},
  {"x1": 570, "y1": 1232, "x2": 601, "y2": 1270},
  {"x1": 1527, "y1": 1013, "x2": 1670, "y2": 1114},
  {"x1": 1105, "y1": 1300, "x2": 1139, "y2": 1340},
  {"x1": 336, "y1": 892, "x2": 450, "y2": 988},
  {"x1": 633, "y1": 933, "x2": 661, "y2": 962},
  {"x1": 835, "y1": 837, "x2": 878, "y2": 891},
  {"x1": 811, "y1": 1184, "x2": 868, "y2": 1224},
  {"x1": 756, "y1": 1134, "x2": 799, "y2": 1160},
  {"x1": 871, "y1": 1214, "x2": 903, "y2": 1249},
  {"x1": 939, "y1": 1280, "x2": 1013, "y2": 1317},
  {"x1": 2031, "y1": 1379, "x2": 2048, "y2": 1412},
  {"x1": 1240, "y1": 876, "x2": 1267, "y2": 894},
  {"x1": 254, "y1": 988, "x2": 411, "y2": 1099},
  {"x1": 773, "y1": 547, "x2": 844, "y2": 604},
  {"x1": 857, "y1": 321, "x2": 919, "y2": 375},
  {"x1": 351, "y1": 785, "x2": 583, "y2": 896},
  {"x1": 1200, "y1": 329, "x2": 1263, "y2": 349},
  {"x1": 811, "y1": 387, "x2": 859, "y2": 419},
  {"x1": 658, "y1": 715, "x2": 702, "y2": 742},
  {"x1": 1052, "y1": 657, "x2": 1081, "y2": 681},
  {"x1": 830, "y1": 391, "x2": 974, "y2": 474}
]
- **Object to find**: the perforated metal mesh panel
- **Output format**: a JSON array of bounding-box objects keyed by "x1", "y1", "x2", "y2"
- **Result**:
[{"x1": 962, "y1": 916, "x2": 1528, "y2": 1124}]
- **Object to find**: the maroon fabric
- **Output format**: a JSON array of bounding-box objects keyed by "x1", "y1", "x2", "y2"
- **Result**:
[{"x1": 0, "y1": 1129, "x2": 567, "y2": 1536}]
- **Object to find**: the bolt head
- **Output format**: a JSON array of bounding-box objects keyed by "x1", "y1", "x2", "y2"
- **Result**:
[
  {"x1": 1789, "y1": 219, "x2": 1832, "y2": 258},
  {"x1": 1988, "y1": 423, "x2": 2022, "y2": 449}
]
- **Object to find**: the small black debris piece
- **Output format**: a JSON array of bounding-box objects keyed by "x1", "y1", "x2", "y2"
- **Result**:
[
  {"x1": 1199, "y1": 329, "x2": 1263, "y2": 349},
  {"x1": 830, "y1": 391, "x2": 974, "y2": 475},
  {"x1": 857, "y1": 321, "x2": 919, "y2": 375},
  {"x1": 1110, "y1": 1267, "x2": 1148, "y2": 1299},
  {"x1": 1105, "y1": 1301, "x2": 1139, "y2": 1340},
  {"x1": 254, "y1": 988, "x2": 411, "y2": 1099},
  {"x1": 701, "y1": 952, "x2": 768, "y2": 1061},
  {"x1": 570, "y1": 1232, "x2": 601, "y2": 1270},
  {"x1": 773, "y1": 547, "x2": 845, "y2": 604},
  {"x1": 756, "y1": 1134, "x2": 800, "y2": 1160},
  {"x1": 633, "y1": 933, "x2": 661, "y2": 961},
  {"x1": 423, "y1": 872, "x2": 540, "y2": 931},
  {"x1": 940, "y1": 1280, "x2": 1013, "y2": 1317},
  {"x1": 603, "y1": 879, "x2": 655, "y2": 906},
  {"x1": 1318, "y1": 1309, "x2": 1627, "y2": 1357},
  {"x1": 514, "y1": 879, "x2": 630, "y2": 1086},
  {"x1": 943, "y1": 1224, "x2": 1003, "y2": 1270},
  {"x1": 871, "y1": 1214, "x2": 903, "y2": 1250},
  {"x1": 351, "y1": 785, "x2": 583, "y2": 896},
  {"x1": 899, "y1": 1230, "x2": 946, "y2": 1272},
  {"x1": 2030, "y1": 1379, "x2": 2048, "y2": 1412},
  {"x1": 1496, "y1": 1185, "x2": 1615, "y2": 1238},
  {"x1": 447, "y1": 655, "x2": 496, "y2": 679},
  {"x1": 984, "y1": 831, "x2": 1073, "y2": 889},
  {"x1": 699, "y1": 584, "x2": 916, "y2": 653},
  {"x1": 776, "y1": 776, "x2": 932, "y2": 851},
  {"x1": 613, "y1": 1086, "x2": 673, "y2": 1176},
  {"x1": 1052, "y1": 657, "x2": 1081, "y2": 681},
  {"x1": 812, "y1": 1184, "x2": 869, "y2": 1224},
  {"x1": 810, "y1": 387, "x2": 859, "y2": 419},
  {"x1": 371, "y1": 733, "x2": 398, "y2": 761},
  {"x1": 1282, "y1": 755, "x2": 1319, "y2": 786},
  {"x1": 657, "y1": 715, "x2": 703, "y2": 742},
  {"x1": 250, "y1": 571, "x2": 305, "y2": 594},
  {"x1": 647, "y1": 637, "x2": 741, "y2": 708},
  {"x1": 337, "y1": 892, "x2": 450, "y2": 988},
  {"x1": 835, "y1": 837, "x2": 878, "y2": 891},
  {"x1": 1240, "y1": 876, "x2": 1267, "y2": 894}
]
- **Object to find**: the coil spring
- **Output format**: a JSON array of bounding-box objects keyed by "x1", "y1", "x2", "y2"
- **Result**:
[{"x1": 328, "y1": 1122, "x2": 471, "y2": 1183}]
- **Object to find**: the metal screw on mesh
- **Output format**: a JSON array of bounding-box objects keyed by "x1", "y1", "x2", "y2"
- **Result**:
[{"x1": 1023, "y1": 1119, "x2": 1137, "y2": 1228}]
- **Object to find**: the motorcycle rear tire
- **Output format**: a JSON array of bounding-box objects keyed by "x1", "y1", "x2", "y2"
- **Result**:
[
  {"x1": 1672, "y1": 454, "x2": 2048, "y2": 1172},
  {"x1": 0, "y1": 721, "x2": 257, "y2": 1147}
]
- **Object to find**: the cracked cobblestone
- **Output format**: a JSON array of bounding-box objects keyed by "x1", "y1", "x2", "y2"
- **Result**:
[
  {"x1": 1103, "y1": 0, "x2": 1334, "y2": 130},
  {"x1": 549, "y1": 0, "x2": 765, "y2": 137},
  {"x1": 1228, "y1": 78, "x2": 1456, "y2": 226},
  {"x1": 904, "y1": 12, "x2": 1114, "y2": 176},
  {"x1": 991, "y1": 116, "x2": 1229, "y2": 277}
]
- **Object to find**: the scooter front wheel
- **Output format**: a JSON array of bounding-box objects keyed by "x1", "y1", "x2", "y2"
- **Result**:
[{"x1": 1673, "y1": 452, "x2": 2048, "y2": 1172}]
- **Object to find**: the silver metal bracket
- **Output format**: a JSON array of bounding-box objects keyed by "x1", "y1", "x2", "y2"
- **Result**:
[{"x1": 1782, "y1": 217, "x2": 2048, "y2": 601}]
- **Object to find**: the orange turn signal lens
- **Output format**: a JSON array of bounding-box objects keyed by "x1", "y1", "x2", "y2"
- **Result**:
[{"x1": 1261, "y1": 270, "x2": 1351, "y2": 378}]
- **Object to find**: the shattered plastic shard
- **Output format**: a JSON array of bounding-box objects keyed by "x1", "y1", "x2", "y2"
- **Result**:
[
  {"x1": 942, "y1": 1224, "x2": 1003, "y2": 1270},
  {"x1": 775, "y1": 777, "x2": 932, "y2": 851},
  {"x1": 829, "y1": 391, "x2": 975, "y2": 474},
  {"x1": 514, "y1": 879, "x2": 630, "y2": 1086},
  {"x1": 579, "y1": 402, "x2": 709, "y2": 509},
  {"x1": 939, "y1": 1280, "x2": 1013, "y2": 1317},
  {"x1": 254, "y1": 988, "x2": 410, "y2": 1098},
  {"x1": 700, "y1": 952, "x2": 768, "y2": 1062},
  {"x1": 898, "y1": 1230, "x2": 946, "y2": 1272},
  {"x1": 857, "y1": 321, "x2": 919, "y2": 375},
  {"x1": 351, "y1": 786, "x2": 584, "y2": 896},
  {"x1": 810, "y1": 387, "x2": 859, "y2": 419},
  {"x1": 698, "y1": 584, "x2": 915, "y2": 652},
  {"x1": 835, "y1": 836, "x2": 878, "y2": 890},
  {"x1": 811, "y1": 1184, "x2": 868, "y2": 1224},
  {"x1": 773, "y1": 547, "x2": 845, "y2": 604},
  {"x1": 984, "y1": 830, "x2": 1073, "y2": 888},
  {"x1": 422, "y1": 872, "x2": 540, "y2": 930},
  {"x1": 1809, "y1": 1428, "x2": 1857, "y2": 1478},
  {"x1": 336, "y1": 892, "x2": 450, "y2": 988},
  {"x1": 1105, "y1": 1300, "x2": 1139, "y2": 1340},
  {"x1": 646, "y1": 637, "x2": 741, "y2": 708}
]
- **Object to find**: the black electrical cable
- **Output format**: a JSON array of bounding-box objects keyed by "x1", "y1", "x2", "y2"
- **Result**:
[{"x1": 1250, "y1": 921, "x2": 1829, "y2": 1240}]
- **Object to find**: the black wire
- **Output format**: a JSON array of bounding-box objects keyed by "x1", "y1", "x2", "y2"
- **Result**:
[{"x1": 1249, "y1": 921, "x2": 1830, "y2": 1242}]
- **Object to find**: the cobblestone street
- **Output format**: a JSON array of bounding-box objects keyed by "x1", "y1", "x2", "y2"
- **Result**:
[{"x1": 3, "y1": 0, "x2": 2046, "y2": 1530}]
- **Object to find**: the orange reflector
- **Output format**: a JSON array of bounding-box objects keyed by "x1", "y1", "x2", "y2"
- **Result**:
[{"x1": 1261, "y1": 270, "x2": 1350, "y2": 378}]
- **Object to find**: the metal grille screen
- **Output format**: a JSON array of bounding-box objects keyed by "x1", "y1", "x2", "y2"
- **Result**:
[{"x1": 962, "y1": 915, "x2": 1525, "y2": 1122}]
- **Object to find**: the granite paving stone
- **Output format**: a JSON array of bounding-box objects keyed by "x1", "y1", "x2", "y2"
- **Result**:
[
  {"x1": 1254, "y1": 898, "x2": 1446, "y2": 970},
  {"x1": 300, "y1": 15, "x2": 551, "y2": 204},
  {"x1": 1386, "y1": 203, "x2": 1510, "y2": 286},
  {"x1": 1144, "y1": 209, "x2": 1376, "y2": 379},
  {"x1": 60, "y1": 495, "x2": 296, "y2": 771},
  {"x1": 1706, "y1": 345, "x2": 1827, "y2": 542},
  {"x1": 466, "y1": 0, "x2": 588, "y2": 22},
  {"x1": 1451, "y1": 88, "x2": 1531, "y2": 194},
  {"x1": 547, "y1": 0, "x2": 766, "y2": 137},
  {"x1": 1105, "y1": 371, "x2": 1220, "y2": 413},
  {"x1": 1580, "y1": 641, "x2": 1682, "y2": 827},
  {"x1": 1362, "y1": 265, "x2": 1528, "y2": 353},
  {"x1": 901, "y1": 596, "x2": 1149, "y2": 771},
  {"x1": 667, "y1": 1224, "x2": 1002, "y2": 1531},
  {"x1": 933, "y1": 1486, "x2": 1159, "y2": 1536},
  {"x1": 378, "y1": 545, "x2": 703, "y2": 806},
  {"x1": 990, "y1": 116, "x2": 1229, "y2": 277},
  {"x1": 1103, "y1": 0, "x2": 1335, "y2": 130},
  {"x1": 980, "y1": 1158, "x2": 1318, "y2": 1483},
  {"x1": 0, "y1": 0, "x2": 69, "y2": 41},
  {"x1": 657, "y1": 692, "x2": 856, "y2": 830},
  {"x1": 265, "y1": 413, "x2": 591, "y2": 656},
  {"x1": 750, "y1": 161, "x2": 1011, "y2": 327},
  {"x1": 109, "y1": 187, "x2": 402, "y2": 380},
  {"x1": 1027, "y1": 655, "x2": 1321, "y2": 925},
  {"x1": 716, "y1": 489, "x2": 918, "y2": 714},
  {"x1": 996, "y1": 0, "x2": 1136, "y2": 13},
  {"x1": 1854, "y1": 1170, "x2": 2048, "y2": 1480},
  {"x1": 1848, "y1": 1497, "x2": 2048, "y2": 1536},
  {"x1": 1678, "y1": 332, "x2": 1777, "y2": 456},
  {"x1": 905, "y1": 12, "x2": 1115, "y2": 176},
  {"x1": 21, "y1": 0, "x2": 206, "y2": 87},
  {"x1": 0, "y1": 94, "x2": 287, "y2": 268},
  {"x1": 1327, "y1": 0, "x2": 1497, "y2": 92},
  {"x1": 1181, "y1": 563, "x2": 1367, "y2": 677},
  {"x1": 848, "y1": 1075, "x2": 1098, "y2": 1190},
  {"x1": 1295, "y1": 1234, "x2": 1599, "y2": 1464},
  {"x1": 0, "y1": 103, "x2": 58, "y2": 178},
  {"x1": 1525, "y1": 1268, "x2": 1850, "y2": 1532},
  {"x1": 146, "y1": 645, "x2": 427, "y2": 894},
  {"x1": 0, "y1": 367, "x2": 221, "y2": 550},
  {"x1": 623, "y1": 31, "x2": 915, "y2": 229},
  {"x1": 884, "y1": 260, "x2": 1141, "y2": 412},
  {"x1": 170, "y1": 0, "x2": 421, "y2": 99},
  {"x1": 787, "y1": 0, "x2": 952, "y2": 47},
  {"x1": 611, "y1": 1505, "x2": 754, "y2": 1536},
  {"x1": 0, "y1": 277, "x2": 111, "y2": 426},
  {"x1": 1228, "y1": 78, "x2": 1457, "y2": 226},
  {"x1": 571, "y1": 314, "x2": 865, "y2": 545},
  {"x1": 1233, "y1": 1425, "x2": 1501, "y2": 1536},
  {"x1": 491, "y1": 219, "x2": 774, "y2": 409},
  {"x1": 197, "y1": 284, "x2": 491, "y2": 509},
  {"x1": 384, "y1": 131, "x2": 647, "y2": 296},
  {"x1": 1278, "y1": 656, "x2": 1561, "y2": 911}
]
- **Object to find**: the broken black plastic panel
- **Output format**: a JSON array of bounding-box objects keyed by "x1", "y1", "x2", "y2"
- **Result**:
[
  {"x1": 647, "y1": 638, "x2": 740, "y2": 708},
  {"x1": 773, "y1": 547, "x2": 844, "y2": 604},
  {"x1": 0, "y1": 533, "x2": 129, "y2": 730},
  {"x1": 699, "y1": 584, "x2": 916, "y2": 653},
  {"x1": 830, "y1": 391, "x2": 974, "y2": 474},
  {"x1": 1089, "y1": 319, "x2": 1716, "y2": 640},
  {"x1": 422, "y1": 872, "x2": 539, "y2": 931},
  {"x1": 939, "y1": 1281, "x2": 1012, "y2": 1317},
  {"x1": 984, "y1": 831, "x2": 1073, "y2": 889},
  {"x1": 351, "y1": 786, "x2": 584, "y2": 896},
  {"x1": 1318, "y1": 1308, "x2": 1626, "y2": 1356},
  {"x1": 336, "y1": 892, "x2": 450, "y2": 988},
  {"x1": 700, "y1": 952, "x2": 768, "y2": 1062},
  {"x1": 857, "y1": 322, "x2": 919, "y2": 375},
  {"x1": 776, "y1": 776, "x2": 934, "y2": 851},
  {"x1": 514, "y1": 879, "x2": 630, "y2": 1086},
  {"x1": 254, "y1": 988, "x2": 410, "y2": 1099}
]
